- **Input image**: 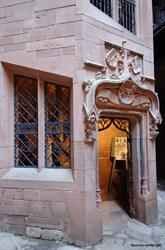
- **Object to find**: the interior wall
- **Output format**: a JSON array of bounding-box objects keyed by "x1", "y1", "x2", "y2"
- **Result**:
[{"x1": 98, "y1": 122, "x2": 127, "y2": 201}]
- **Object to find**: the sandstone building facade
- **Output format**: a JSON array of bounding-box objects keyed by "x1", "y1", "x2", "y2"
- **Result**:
[{"x1": 0, "y1": 0, "x2": 161, "y2": 247}]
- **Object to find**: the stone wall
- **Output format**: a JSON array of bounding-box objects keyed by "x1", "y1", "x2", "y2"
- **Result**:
[
  {"x1": 0, "y1": 0, "x2": 78, "y2": 78},
  {"x1": 0, "y1": 0, "x2": 158, "y2": 247}
]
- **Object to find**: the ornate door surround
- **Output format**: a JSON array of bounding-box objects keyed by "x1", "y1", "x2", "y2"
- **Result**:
[{"x1": 82, "y1": 44, "x2": 162, "y2": 222}]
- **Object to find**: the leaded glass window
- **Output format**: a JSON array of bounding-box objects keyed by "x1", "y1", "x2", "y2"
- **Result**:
[
  {"x1": 45, "y1": 82, "x2": 71, "y2": 168},
  {"x1": 14, "y1": 75, "x2": 38, "y2": 167}
]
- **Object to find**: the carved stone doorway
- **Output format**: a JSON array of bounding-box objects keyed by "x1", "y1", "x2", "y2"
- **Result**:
[{"x1": 83, "y1": 75, "x2": 161, "y2": 224}]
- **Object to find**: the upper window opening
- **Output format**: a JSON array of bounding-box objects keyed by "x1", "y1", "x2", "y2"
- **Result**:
[
  {"x1": 90, "y1": 0, "x2": 112, "y2": 17},
  {"x1": 90, "y1": 0, "x2": 136, "y2": 34},
  {"x1": 118, "y1": 0, "x2": 136, "y2": 34}
]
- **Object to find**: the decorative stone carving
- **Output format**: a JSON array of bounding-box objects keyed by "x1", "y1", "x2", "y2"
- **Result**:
[
  {"x1": 83, "y1": 104, "x2": 99, "y2": 142},
  {"x1": 149, "y1": 116, "x2": 160, "y2": 139},
  {"x1": 105, "y1": 43, "x2": 142, "y2": 82},
  {"x1": 96, "y1": 189, "x2": 102, "y2": 205},
  {"x1": 94, "y1": 68, "x2": 107, "y2": 81},
  {"x1": 96, "y1": 96, "x2": 110, "y2": 103},
  {"x1": 82, "y1": 43, "x2": 162, "y2": 203},
  {"x1": 129, "y1": 55, "x2": 141, "y2": 75},
  {"x1": 82, "y1": 80, "x2": 93, "y2": 93},
  {"x1": 118, "y1": 81, "x2": 137, "y2": 105},
  {"x1": 106, "y1": 48, "x2": 121, "y2": 69},
  {"x1": 141, "y1": 178, "x2": 149, "y2": 196},
  {"x1": 83, "y1": 77, "x2": 161, "y2": 142},
  {"x1": 106, "y1": 47, "x2": 125, "y2": 77}
]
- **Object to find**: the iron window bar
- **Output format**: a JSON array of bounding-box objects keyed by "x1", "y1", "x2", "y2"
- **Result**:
[
  {"x1": 118, "y1": 0, "x2": 136, "y2": 34},
  {"x1": 90, "y1": 0, "x2": 112, "y2": 17}
]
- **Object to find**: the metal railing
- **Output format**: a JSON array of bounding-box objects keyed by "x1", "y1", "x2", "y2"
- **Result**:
[{"x1": 90, "y1": 0, "x2": 112, "y2": 17}]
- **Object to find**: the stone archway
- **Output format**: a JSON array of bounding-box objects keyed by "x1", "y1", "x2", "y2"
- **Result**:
[{"x1": 82, "y1": 44, "x2": 162, "y2": 224}]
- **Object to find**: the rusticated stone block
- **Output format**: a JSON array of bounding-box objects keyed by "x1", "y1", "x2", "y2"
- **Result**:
[
  {"x1": 50, "y1": 202, "x2": 66, "y2": 218},
  {"x1": 41, "y1": 229, "x2": 63, "y2": 241},
  {"x1": 3, "y1": 188, "x2": 24, "y2": 200},
  {"x1": 8, "y1": 224, "x2": 26, "y2": 235},
  {"x1": 6, "y1": 215, "x2": 26, "y2": 225},
  {"x1": 0, "y1": 214, "x2": 7, "y2": 231},
  {"x1": 0, "y1": 0, "x2": 31, "y2": 8},
  {"x1": 0, "y1": 189, "x2": 3, "y2": 200},
  {"x1": 40, "y1": 190, "x2": 65, "y2": 202},
  {"x1": 0, "y1": 200, "x2": 30, "y2": 216},
  {"x1": 56, "y1": 6, "x2": 76, "y2": 24},
  {"x1": 24, "y1": 189, "x2": 40, "y2": 201},
  {"x1": 0, "y1": 7, "x2": 6, "y2": 19},
  {"x1": 34, "y1": 0, "x2": 75, "y2": 12},
  {"x1": 26, "y1": 216, "x2": 63, "y2": 230},
  {"x1": 47, "y1": 22, "x2": 76, "y2": 39},
  {"x1": 26, "y1": 226, "x2": 41, "y2": 238}
]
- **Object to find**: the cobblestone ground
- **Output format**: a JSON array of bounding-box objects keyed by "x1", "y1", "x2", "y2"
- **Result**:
[{"x1": 0, "y1": 180, "x2": 165, "y2": 250}]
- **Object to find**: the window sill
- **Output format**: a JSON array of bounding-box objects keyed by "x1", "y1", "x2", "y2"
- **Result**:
[{"x1": 1, "y1": 168, "x2": 74, "y2": 182}]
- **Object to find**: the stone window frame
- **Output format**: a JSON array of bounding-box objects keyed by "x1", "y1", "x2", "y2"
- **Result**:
[{"x1": 0, "y1": 62, "x2": 74, "y2": 184}]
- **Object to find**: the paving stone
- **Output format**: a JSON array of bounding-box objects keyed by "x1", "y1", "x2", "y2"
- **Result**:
[
  {"x1": 41, "y1": 229, "x2": 63, "y2": 241},
  {"x1": 127, "y1": 219, "x2": 152, "y2": 236},
  {"x1": 26, "y1": 226, "x2": 41, "y2": 238},
  {"x1": 57, "y1": 246, "x2": 82, "y2": 250},
  {"x1": 0, "y1": 189, "x2": 165, "y2": 250}
]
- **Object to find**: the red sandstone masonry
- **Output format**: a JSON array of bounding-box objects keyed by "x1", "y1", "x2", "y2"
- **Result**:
[
  {"x1": 24, "y1": 189, "x2": 40, "y2": 201},
  {"x1": 8, "y1": 224, "x2": 26, "y2": 235},
  {"x1": 0, "y1": 7, "x2": 7, "y2": 19},
  {"x1": 56, "y1": 6, "x2": 76, "y2": 24},
  {"x1": 0, "y1": 0, "x2": 33, "y2": 8},
  {"x1": 0, "y1": 21, "x2": 24, "y2": 36},
  {"x1": 0, "y1": 200, "x2": 30, "y2": 216},
  {"x1": 26, "y1": 37, "x2": 76, "y2": 52},
  {"x1": 6, "y1": 215, "x2": 26, "y2": 225},
  {"x1": 3, "y1": 188, "x2": 24, "y2": 200},
  {"x1": 34, "y1": 0, "x2": 76, "y2": 12},
  {"x1": 26, "y1": 217, "x2": 63, "y2": 230},
  {"x1": 0, "y1": 0, "x2": 157, "y2": 247},
  {"x1": 34, "y1": 9, "x2": 57, "y2": 28},
  {"x1": 0, "y1": 1, "x2": 33, "y2": 24},
  {"x1": 29, "y1": 201, "x2": 66, "y2": 218},
  {"x1": 40, "y1": 190, "x2": 66, "y2": 202},
  {"x1": 0, "y1": 189, "x2": 3, "y2": 200}
]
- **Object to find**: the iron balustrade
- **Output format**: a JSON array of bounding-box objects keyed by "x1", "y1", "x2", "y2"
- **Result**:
[
  {"x1": 118, "y1": 0, "x2": 136, "y2": 34},
  {"x1": 90, "y1": 0, "x2": 112, "y2": 17}
]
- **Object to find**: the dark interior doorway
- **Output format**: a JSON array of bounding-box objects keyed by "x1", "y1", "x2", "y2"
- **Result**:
[{"x1": 98, "y1": 117, "x2": 131, "y2": 213}]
